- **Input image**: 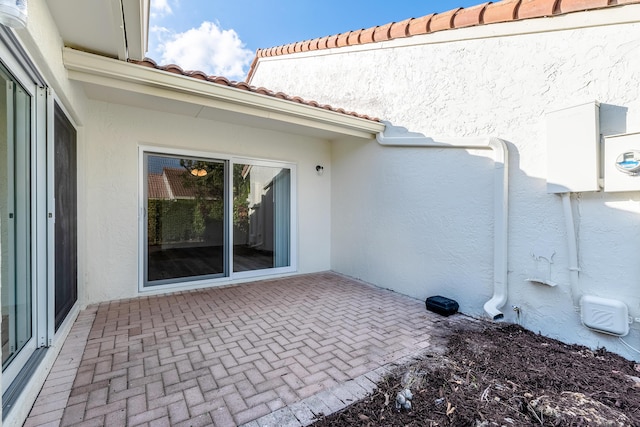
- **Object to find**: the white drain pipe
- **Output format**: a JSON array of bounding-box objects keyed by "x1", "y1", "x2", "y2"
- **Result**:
[
  {"x1": 376, "y1": 122, "x2": 509, "y2": 320},
  {"x1": 560, "y1": 193, "x2": 581, "y2": 309}
]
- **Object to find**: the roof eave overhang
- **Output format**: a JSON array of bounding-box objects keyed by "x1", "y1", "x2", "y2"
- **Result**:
[
  {"x1": 63, "y1": 48, "x2": 383, "y2": 139},
  {"x1": 122, "y1": 0, "x2": 150, "y2": 60}
]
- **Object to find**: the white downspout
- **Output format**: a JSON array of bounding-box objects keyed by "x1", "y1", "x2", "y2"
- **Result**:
[
  {"x1": 560, "y1": 193, "x2": 581, "y2": 308},
  {"x1": 376, "y1": 122, "x2": 509, "y2": 320}
]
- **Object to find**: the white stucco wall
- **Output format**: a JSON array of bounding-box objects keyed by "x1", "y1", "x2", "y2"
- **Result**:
[
  {"x1": 1, "y1": 1, "x2": 89, "y2": 425},
  {"x1": 17, "y1": 0, "x2": 87, "y2": 122},
  {"x1": 251, "y1": 14, "x2": 640, "y2": 359},
  {"x1": 83, "y1": 100, "x2": 332, "y2": 304}
]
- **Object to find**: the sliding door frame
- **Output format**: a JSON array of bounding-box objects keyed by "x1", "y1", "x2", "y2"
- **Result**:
[
  {"x1": 0, "y1": 46, "x2": 41, "y2": 395},
  {"x1": 0, "y1": 27, "x2": 79, "y2": 408},
  {"x1": 138, "y1": 146, "x2": 297, "y2": 293}
]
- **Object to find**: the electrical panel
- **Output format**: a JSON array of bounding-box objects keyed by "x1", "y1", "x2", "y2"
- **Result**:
[
  {"x1": 546, "y1": 102, "x2": 600, "y2": 194},
  {"x1": 603, "y1": 132, "x2": 640, "y2": 192}
]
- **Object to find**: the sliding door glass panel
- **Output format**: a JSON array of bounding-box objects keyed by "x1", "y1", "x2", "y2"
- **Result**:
[
  {"x1": 1, "y1": 67, "x2": 32, "y2": 369},
  {"x1": 145, "y1": 154, "x2": 226, "y2": 284},
  {"x1": 233, "y1": 164, "x2": 290, "y2": 272}
]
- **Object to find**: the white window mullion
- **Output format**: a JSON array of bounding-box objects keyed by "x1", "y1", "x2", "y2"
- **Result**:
[
  {"x1": 226, "y1": 159, "x2": 233, "y2": 277},
  {"x1": 33, "y1": 85, "x2": 48, "y2": 348}
]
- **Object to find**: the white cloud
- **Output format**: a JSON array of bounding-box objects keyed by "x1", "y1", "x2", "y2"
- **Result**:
[
  {"x1": 152, "y1": 21, "x2": 254, "y2": 81},
  {"x1": 150, "y1": 0, "x2": 173, "y2": 18}
]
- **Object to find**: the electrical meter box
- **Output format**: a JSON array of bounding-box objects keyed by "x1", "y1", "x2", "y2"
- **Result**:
[
  {"x1": 604, "y1": 132, "x2": 640, "y2": 192},
  {"x1": 546, "y1": 102, "x2": 600, "y2": 194}
]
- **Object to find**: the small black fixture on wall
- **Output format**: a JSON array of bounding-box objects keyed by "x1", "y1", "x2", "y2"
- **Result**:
[{"x1": 316, "y1": 165, "x2": 324, "y2": 176}]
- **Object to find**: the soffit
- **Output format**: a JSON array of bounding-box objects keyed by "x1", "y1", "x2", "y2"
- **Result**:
[
  {"x1": 64, "y1": 48, "x2": 384, "y2": 140},
  {"x1": 45, "y1": 0, "x2": 149, "y2": 60}
]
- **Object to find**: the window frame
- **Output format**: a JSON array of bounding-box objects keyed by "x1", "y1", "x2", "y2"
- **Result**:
[{"x1": 138, "y1": 146, "x2": 297, "y2": 293}]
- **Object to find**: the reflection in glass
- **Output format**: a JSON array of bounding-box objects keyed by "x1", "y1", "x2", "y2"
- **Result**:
[
  {"x1": 146, "y1": 155, "x2": 226, "y2": 283},
  {"x1": 1, "y1": 66, "x2": 32, "y2": 369},
  {"x1": 233, "y1": 164, "x2": 290, "y2": 272}
]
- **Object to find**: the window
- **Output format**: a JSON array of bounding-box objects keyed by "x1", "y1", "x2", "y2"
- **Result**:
[{"x1": 141, "y1": 149, "x2": 295, "y2": 289}]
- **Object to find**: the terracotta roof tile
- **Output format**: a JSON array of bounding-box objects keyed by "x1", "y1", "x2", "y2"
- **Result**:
[
  {"x1": 430, "y1": 8, "x2": 462, "y2": 32},
  {"x1": 337, "y1": 32, "x2": 350, "y2": 47},
  {"x1": 307, "y1": 39, "x2": 317, "y2": 51},
  {"x1": 210, "y1": 76, "x2": 231, "y2": 85},
  {"x1": 360, "y1": 26, "x2": 376, "y2": 44},
  {"x1": 453, "y1": 2, "x2": 490, "y2": 27},
  {"x1": 186, "y1": 70, "x2": 208, "y2": 80},
  {"x1": 128, "y1": 58, "x2": 379, "y2": 122},
  {"x1": 327, "y1": 34, "x2": 339, "y2": 48},
  {"x1": 373, "y1": 22, "x2": 394, "y2": 41},
  {"x1": 162, "y1": 168, "x2": 202, "y2": 199},
  {"x1": 558, "y1": 0, "x2": 608, "y2": 13},
  {"x1": 164, "y1": 64, "x2": 184, "y2": 74},
  {"x1": 148, "y1": 173, "x2": 170, "y2": 199},
  {"x1": 250, "y1": 0, "x2": 640, "y2": 80},
  {"x1": 389, "y1": 18, "x2": 413, "y2": 39},
  {"x1": 407, "y1": 14, "x2": 435, "y2": 36},
  {"x1": 484, "y1": 0, "x2": 522, "y2": 23},
  {"x1": 518, "y1": 0, "x2": 559, "y2": 18},
  {"x1": 347, "y1": 29, "x2": 362, "y2": 45}
]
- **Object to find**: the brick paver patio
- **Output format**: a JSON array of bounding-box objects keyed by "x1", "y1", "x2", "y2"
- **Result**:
[{"x1": 25, "y1": 272, "x2": 468, "y2": 426}]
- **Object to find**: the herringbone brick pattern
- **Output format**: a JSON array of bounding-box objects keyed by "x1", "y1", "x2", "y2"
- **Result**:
[{"x1": 27, "y1": 272, "x2": 452, "y2": 426}]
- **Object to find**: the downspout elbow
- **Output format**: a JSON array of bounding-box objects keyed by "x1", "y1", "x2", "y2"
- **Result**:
[{"x1": 483, "y1": 295, "x2": 506, "y2": 320}]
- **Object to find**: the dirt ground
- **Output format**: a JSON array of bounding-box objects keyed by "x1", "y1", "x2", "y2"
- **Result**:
[{"x1": 313, "y1": 322, "x2": 640, "y2": 426}]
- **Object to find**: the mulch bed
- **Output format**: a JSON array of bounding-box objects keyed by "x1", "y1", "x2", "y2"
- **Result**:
[{"x1": 313, "y1": 323, "x2": 640, "y2": 426}]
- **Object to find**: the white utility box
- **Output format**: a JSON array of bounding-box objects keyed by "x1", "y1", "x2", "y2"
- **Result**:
[
  {"x1": 580, "y1": 295, "x2": 629, "y2": 336},
  {"x1": 603, "y1": 132, "x2": 640, "y2": 192},
  {"x1": 546, "y1": 102, "x2": 600, "y2": 193}
]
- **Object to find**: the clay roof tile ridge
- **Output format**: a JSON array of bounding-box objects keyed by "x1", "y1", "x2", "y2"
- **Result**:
[{"x1": 131, "y1": 58, "x2": 380, "y2": 122}]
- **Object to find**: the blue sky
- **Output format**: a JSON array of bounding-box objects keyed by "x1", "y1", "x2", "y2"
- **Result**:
[{"x1": 148, "y1": 0, "x2": 480, "y2": 81}]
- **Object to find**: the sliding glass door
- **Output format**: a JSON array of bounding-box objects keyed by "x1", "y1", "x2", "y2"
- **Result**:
[
  {"x1": 142, "y1": 150, "x2": 295, "y2": 288},
  {"x1": 145, "y1": 154, "x2": 227, "y2": 284},
  {"x1": 232, "y1": 164, "x2": 290, "y2": 272},
  {"x1": 0, "y1": 30, "x2": 78, "y2": 413},
  {"x1": 0, "y1": 62, "x2": 35, "y2": 388}
]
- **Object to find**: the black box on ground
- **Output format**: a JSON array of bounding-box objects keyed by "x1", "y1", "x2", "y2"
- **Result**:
[{"x1": 425, "y1": 296, "x2": 459, "y2": 316}]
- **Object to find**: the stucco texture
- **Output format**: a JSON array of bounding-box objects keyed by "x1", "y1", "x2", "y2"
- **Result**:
[
  {"x1": 251, "y1": 21, "x2": 640, "y2": 359},
  {"x1": 83, "y1": 100, "x2": 333, "y2": 304}
]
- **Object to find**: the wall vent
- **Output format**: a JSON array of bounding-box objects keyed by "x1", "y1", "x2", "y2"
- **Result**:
[{"x1": 580, "y1": 295, "x2": 629, "y2": 336}]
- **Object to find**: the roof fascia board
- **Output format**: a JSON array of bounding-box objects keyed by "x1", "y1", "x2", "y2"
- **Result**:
[
  {"x1": 122, "y1": 0, "x2": 150, "y2": 60},
  {"x1": 109, "y1": 0, "x2": 128, "y2": 60},
  {"x1": 251, "y1": 4, "x2": 640, "y2": 74},
  {"x1": 63, "y1": 48, "x2": 384, "y2": 138}
]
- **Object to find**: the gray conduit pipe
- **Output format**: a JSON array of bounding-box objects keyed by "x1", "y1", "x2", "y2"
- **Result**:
[{"x1": 376, "y1": 122, "x2": 509, "y2": 320}]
